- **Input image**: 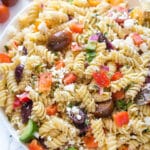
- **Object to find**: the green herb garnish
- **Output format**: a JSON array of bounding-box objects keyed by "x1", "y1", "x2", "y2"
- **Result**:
[
  {"x1": 4, "y1": 45, "x2": 9, "y2": 52},
  {"x1": 116, "y1": 100, "x2": 132, "y2": 111}
]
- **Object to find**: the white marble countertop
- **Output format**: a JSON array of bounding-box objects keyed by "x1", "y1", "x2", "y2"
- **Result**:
[{"x1": 0, "y1": 1, "x2": 30, "y2": 149}]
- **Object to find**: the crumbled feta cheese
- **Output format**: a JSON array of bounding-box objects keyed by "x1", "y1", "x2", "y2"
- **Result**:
[
  {"x1": 124, "y1": 19, "x2": 135, "y2": 29},
  {"x1": 25, "y1": 86, "x2": 32, "y2": 92},
  {"x1": 76, "y1": 114, "x2": 82, "y2": 120},
  {"x1": 112, "y1": 39, "x2": 124, "y2": 48},
  {"x1": 68, "y1": 140, "x2": 75, "y2": 145},
  {"x1": 64, "y1": 84, "x2": 75, "y2": 92},
  {"x1": 111, "y1": 12, "x2": 119, "y2": 20},
  {"x1": 18, "y1": 45, "x2": 24, "y2": 52},
  {"x1": 71, "y1": 106, "x2": 79, "y2": 114},
  {"x1": 20, "y1": 56, "x2": 27, "y2": 65},
  {"x1": 66, "y1": 107, "x2": 71, "y2": 114},
  {"x1": 118, "y1": 12, "x2": 128, "y2": 20},
  {"x1": 38, "y1": 22, "x2": 48, "y2": 34},
  {"x1": 125, "y1": 36, "x2": 134, "y2": 45},
  {"x1": 144, "y1": 117, "x2": 150, "y2": 125},
  {"x1": 47, "y1": 136, "x2": 52, "y2": 141},
  {"x1": 140, "y1": 43, "x2": 148, "y2": 52},
  {"x1": 34, "y1": 132, "x2": 40, "y2": 138}
]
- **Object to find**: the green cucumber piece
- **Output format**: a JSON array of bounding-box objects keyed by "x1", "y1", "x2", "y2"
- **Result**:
[
  {"x1": 20, "y1": 119, "x2": 38, "y2": 143},
  {"x1": 85, "y1": 41, "x2": 97, "y2": 51}
]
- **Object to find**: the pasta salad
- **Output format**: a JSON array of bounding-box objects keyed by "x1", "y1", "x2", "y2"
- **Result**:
[{"x1": 0, "y1": 0, "x2": 150, "y2": 149}]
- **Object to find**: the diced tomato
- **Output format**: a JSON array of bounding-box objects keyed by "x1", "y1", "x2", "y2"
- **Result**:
[
  {"x1": 113, "y1": 111, "x2": 129, "y2": 127},
  {"x1": 83, "y1": 135, "x2": 98, "y2": 148},
  {"x1": 16, "y1": 92, "x2": 30, "y2": 103},
  {"x1": 88, "y1": 0, "x2": 100, "y2": 6},
  {"x1": 55, "y1": 60, "x2": 65, "y2": 70},
  {"x1": 0, "y1": 4, "x2": 10, "y2": 23},
  {"x1": 46, "y1": 104, "x2": 57, "y2": 116},
  {"x1": 93, "y1": 70, "x2": 110, "y2": 87},
  {"x1": 63, "y1": 73, "x2": 77, "y2": 85},
  {"x1": 0, "y1": 53, "x2": 11, "y2": 63},
  {"x1": 38, "y1": 72, "x2": 52, "y2": 92},
  {"x1": 70, "y1": 22, "x2": 84, "y2": 33},
  {"x1": 118, "y1": 145, "x2": 129, "y2": 150},
  {"x1": 13, "y1": 97, "x2": 21, "y2": 108},
  {"x1": 119, "y1": 145, "x2": 129, "y2": 150},
  {"x1": 111, "y1": 71, "x2": 123, "y2": 81},
  {"x1": 132, "y1": 33, "x2": 144, "y2": 46},
  {"x1": 28, "y1": 140, "x2": 44, "y2": 150},
  {"x1": 112, "y1": 89, "x2": 125, "y2": 100},
  {"x1": 71, "y1": 42, "x2": 82, "y2": 51}
]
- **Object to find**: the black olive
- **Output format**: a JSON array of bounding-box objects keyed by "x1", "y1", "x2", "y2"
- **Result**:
[
  {"x1": 22, "y1": 46, "x2": 28, "y2": 55},
  {"x1": 97, "y1": 32, "x2": 114, "y2": 50},
  {"x1": 15, "y1": 64, "x2": 24, "y2": 82},
  {"x1": 70, "y1": 109, "x2": 86, "y2": 127},
  {"x1": 21, "y1": 100, "x2": 33, "y2": 124},
  {"x1": 47, "y1": 30, "x2": 72, "y2": 51}
]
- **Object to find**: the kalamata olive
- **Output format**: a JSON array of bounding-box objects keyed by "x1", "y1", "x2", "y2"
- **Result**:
[
  {"x1": 97, "y1": 32, "x2": 114, "y2": 50},
  {"x1": 15, "y1": 64, "x2": 24, "y2": 82},
  {"x1": 70, "y1": 109, "x2": 86, "y2": 126},
  {"x1": 94, "y1": 100, "x2": 114, "y2": 118},
  {"x1": 21, "y1": 100, "x2": 33, "y2": 124},
  {"x1": 22, "y1": 46, "x2": 28, "y2": 55},
  {"x1": 2, "y1": 0, "x2": 18, "y2": 7},
  {"x1": 47, "y1": 30, "x2": 72, "y2": 51},
  {"x1": 136, "y1": 84, "x2": 150, "y2": 105}
]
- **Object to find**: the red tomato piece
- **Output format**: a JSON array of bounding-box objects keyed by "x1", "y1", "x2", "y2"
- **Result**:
[
  {"x1": 132, "y1": 33, "x2": 144, "y2": 46},
  {"x1": 28, "y1": 140, "x2": 44, "y2": 150},
  {"x1": 13, "y1": 97, "x2": 21, "y2": 108},
  {"x1": 63, "y1": 73, "x2": 77, "y2": 85},
  {"x1": 93, "y1": 71, "x2": 110, "y2": 87},
  {"x1": 55, "y1": 60, "x2": 65, "y2": 70},
  {"x1": 70, "y1": 22, "x2": 84, "y2": 33},
  {"x1": 83, "y1": 135, "x2": 98, "y2": 148},
  {"x1": 46, "y1": 104, "x2": 57, "y2": 116},
  {"x1": 113, "y1": 111, "x2": 129, "y2": 127},
  {"x1": 0, "y1": 53, "x2": 11, "y2": 63},
  {"x1": 0, "y1": 4, "x2": 10, "y2": 23},
  {"x1": 112, "y1": 89, "x2": 125, "y2": 100},
  {"x1": 111, "y1": 71, "x2": 123, "y2": 81},
  {"x1": 71, "y1": 42, "x2": 82, "y2": 51},
  {"x1": 38, "y1": 72, "x2": 52, "y2": 92},
  {"x1": 17, "y1": 92, "x2": 30, "y2": 103}
]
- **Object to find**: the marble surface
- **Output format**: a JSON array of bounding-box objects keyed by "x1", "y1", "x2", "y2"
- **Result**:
[{"x1": 0, "y1": 1, "x2": 30, "y2": 150}]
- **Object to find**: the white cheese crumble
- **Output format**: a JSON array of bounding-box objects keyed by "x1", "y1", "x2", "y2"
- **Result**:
[
  {"x1": 38, "y1": 22, "x2": 48, "y2": 34},
  {"x1": 51, "y1": 67, "x2": 68, "y2": 84},
  {"x1": 64, "y1": 84, "x2": 75, "y2": 92},
  {"x1": 140, "y1": 43, "x2": 148, "y2": 52},
  {"x1": 124, "y1": 19, "x2": 135, "y2": 29},
  {"x1": 72, "y1": 106, "x2": 79, "y2": 114},
  {"x1": 112, "y1": 39, "x2": 124, "y2": 48},
  {"x1": 18, "y1": 45, "x2": 24, "y2": 52},
  {"x1": 76, "y1": 114, "x2": 82, "y2": 120},
  {"x1": 19, "y1": 56, "x2": 27, "y2": 65},
  {"x1": 144, "y1": 117, "x2": 150, "y2": 125},
  {"x1": 25, "y1": 86, "x2": 33, "y2": 92},
  {"x1": 33, "y1": 132, "x2": 40, "y2": 138},
  {"x1": 47, "y1": 136, "x2": 52, "y2": 141}
]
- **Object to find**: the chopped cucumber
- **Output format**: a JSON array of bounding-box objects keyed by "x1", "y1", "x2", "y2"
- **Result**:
[
  {"x1": 20, "y1": 119, "x2": 38, "y2": 143},
  {"x1": 85, "y1": 41, "x2": 97, "y2": 51}
]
